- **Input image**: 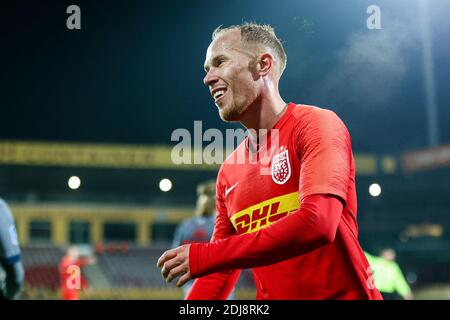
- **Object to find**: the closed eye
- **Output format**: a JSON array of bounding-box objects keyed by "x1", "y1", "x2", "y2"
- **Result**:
[
  {"x1": 214, "y1": 56, "x2": 227, "y2": 67},
  {"x1": 204, "y1": 55, "x2": 228, "y2": 74}
]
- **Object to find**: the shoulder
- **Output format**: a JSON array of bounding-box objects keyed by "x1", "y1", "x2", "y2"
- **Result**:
[
  {"x1": 291, "y1": 104, "x2": 344, "y2": 127},
  {"x1": 291, "y1": 104, "x2": 349, "y2": 141}
]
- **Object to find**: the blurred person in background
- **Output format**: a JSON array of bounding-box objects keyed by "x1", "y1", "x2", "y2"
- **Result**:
[
  {"x1": 0, "y1": 198, "x2": 24, "y2": 300},
  {"x1": 58, "y1": 246, "x2": 96, "y2": 300},
  {"x1": 172, "y1": 181, "x2": 217, "y2": 249},
  {"x1": 365, "y1": 248, "x2": 413, "y2": 300},
  {"x1": 171, "y1": 180, "x2": 226, "y2": 297}
]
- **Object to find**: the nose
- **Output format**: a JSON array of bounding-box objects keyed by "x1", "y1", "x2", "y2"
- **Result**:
[{"x1": 203, "y1": 70, "x2": 218, "y2": 87}]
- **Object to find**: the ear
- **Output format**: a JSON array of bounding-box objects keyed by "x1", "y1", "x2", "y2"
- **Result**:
[{"x1": 257, "y1": 53, "x2": 274, "y2": 77}]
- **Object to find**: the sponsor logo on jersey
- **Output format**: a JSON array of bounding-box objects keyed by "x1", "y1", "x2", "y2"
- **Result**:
[
  {"x1": 230, "y1": 192, "x2": 299, "y2": 234},
  {"x1": 225, "y1": 181, "x2": 239, "y2": 197}
]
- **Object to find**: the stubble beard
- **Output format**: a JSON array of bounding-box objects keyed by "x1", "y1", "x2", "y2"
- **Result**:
[
  {"x1": 218, "y1": 94, "x2": 253, "y2": 122},
  {"x1": 219, "y1": 103, "x2": 245, "y2": 122}
]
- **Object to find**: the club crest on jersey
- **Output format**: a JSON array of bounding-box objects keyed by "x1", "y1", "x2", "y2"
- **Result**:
[{"x1": 271, "y1": 147, "x2": 291, "y2": 184}]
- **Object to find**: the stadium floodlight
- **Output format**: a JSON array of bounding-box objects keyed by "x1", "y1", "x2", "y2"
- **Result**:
[
  {"x1": 159, "y1": 178, "x2": 172, "y2": 192},
  {"x1": 68, "y1": 176, "x2": 81, "y2": 190},
  {"x1": 369, "y1": 183, "x2": 381, "y2": 197}
]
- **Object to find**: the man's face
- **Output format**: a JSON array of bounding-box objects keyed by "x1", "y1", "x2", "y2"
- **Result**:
[{"x1": 203, "y1": 30, "x2": 260, "y2": 122}]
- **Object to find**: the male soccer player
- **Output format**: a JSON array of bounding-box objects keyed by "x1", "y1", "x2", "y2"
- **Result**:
[
  {"x1": 157, "y1": 23, "x2": 382, "y2": 299},
  {"x1": 0, "y1": 198, "x2": 24, "y2": 300}
]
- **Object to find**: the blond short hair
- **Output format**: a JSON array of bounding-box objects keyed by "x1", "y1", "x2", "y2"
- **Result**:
[{"x1": 212, "y1": 22, "x2": 287, "y2": 77}]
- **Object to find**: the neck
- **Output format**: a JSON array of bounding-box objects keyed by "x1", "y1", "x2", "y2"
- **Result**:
[{"x1": 239, "y1": 84, "x2": 287, "y2": 132}]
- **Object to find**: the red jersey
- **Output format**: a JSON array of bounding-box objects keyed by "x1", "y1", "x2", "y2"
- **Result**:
[{"x1": 187, "y1": 103, "x2": 382, "y2": 300}]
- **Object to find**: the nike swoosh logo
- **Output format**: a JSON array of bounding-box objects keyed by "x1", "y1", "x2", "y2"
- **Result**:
[{"x1": 225, "y1": 181, "x2": 239, "y2": 197}]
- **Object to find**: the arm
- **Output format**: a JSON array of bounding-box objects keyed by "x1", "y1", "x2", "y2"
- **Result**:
[
  {"x1": 392, "y1": 263, "x2": 413, "y2": 299},
  {"x1": 190, "y1": 193, "x2": 343, "y2": 277},
  {"x1": 0, "y1": 261, "x2": 25, "y2": 300}
]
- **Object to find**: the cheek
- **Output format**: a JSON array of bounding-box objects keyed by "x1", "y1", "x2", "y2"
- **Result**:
[
  {"x1": 237, "y1": 80, "x2": 259, "y2": 104},
  {"x1": 229, "y1": 70, "x2": 257, "y2": 100}
]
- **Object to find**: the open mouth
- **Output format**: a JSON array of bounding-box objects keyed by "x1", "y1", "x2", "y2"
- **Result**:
[{"x1": 213, "y1": 88, "x2": 227, "y2": 103}]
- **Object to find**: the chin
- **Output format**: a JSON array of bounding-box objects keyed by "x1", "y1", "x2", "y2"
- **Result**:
[
  {"x1": 219, "y1": 108, "x2": 240, "y2": 122},
  {"x1": 219, "y1": 102, "x2": 247, "y2": 122}
]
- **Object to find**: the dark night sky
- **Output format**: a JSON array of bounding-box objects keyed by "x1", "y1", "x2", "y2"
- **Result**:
[{"x1": 1, "y1": 0, "x2": 449, "y2": 154}]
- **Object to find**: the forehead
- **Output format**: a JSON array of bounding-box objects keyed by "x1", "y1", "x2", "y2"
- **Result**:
[{"x1": 204, "y1": 30, "x2": 242, "y2": 63}]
